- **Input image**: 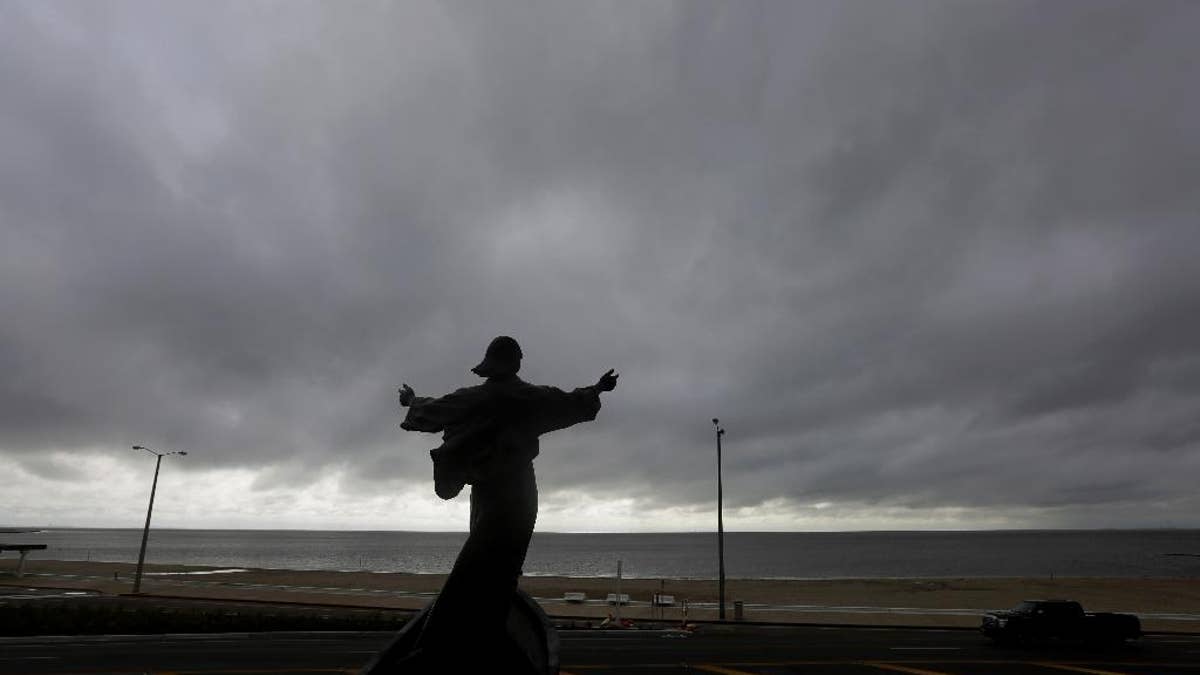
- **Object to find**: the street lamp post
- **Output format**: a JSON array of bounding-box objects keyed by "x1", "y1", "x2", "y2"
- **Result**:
[
  {"x1": 712, "y1": 418, "x2": 726, "y2": 620},
  {"x1": 131, "y1": 445, "x2": 186, "y2": 594}
]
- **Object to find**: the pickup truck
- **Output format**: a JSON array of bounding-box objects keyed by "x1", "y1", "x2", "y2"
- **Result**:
[{"x1": 981, "y1": 600, "x2": 1141, "y2": 645}]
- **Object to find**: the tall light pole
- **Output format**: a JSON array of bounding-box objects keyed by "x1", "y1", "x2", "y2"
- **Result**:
[
  {"x1": 712, "y1": 418, "x2": 726, "y2": 620},
  {"x1": 131, "y1": 445, "x2": 186, "y2": 594}
]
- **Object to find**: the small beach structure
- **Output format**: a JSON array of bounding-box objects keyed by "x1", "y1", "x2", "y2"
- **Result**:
[
  {"x1": 0, "y1": 543, "x2": 47, "y2": 578},
  {"x1": 652, "y1": 593, "x2": 676, "y2": 606}
]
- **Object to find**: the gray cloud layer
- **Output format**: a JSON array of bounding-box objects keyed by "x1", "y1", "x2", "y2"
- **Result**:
[{"x1": 2, "y1": 0, "x2": 1198, "y2": 527}]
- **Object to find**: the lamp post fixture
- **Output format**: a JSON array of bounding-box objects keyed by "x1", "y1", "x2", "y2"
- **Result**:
[
  {"x1": 712, "y1": 418, "x2": 726, "y2": 620},
  {"x1": 131, "y1": 445, "x2": 186, "y2": 594}
]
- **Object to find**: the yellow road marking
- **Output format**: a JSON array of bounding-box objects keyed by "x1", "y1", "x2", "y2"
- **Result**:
[
  {"x1": 1035, "y1": 664, "x2": 1129, "y2": 675},
  {"x1": 694, "y1": 665, "x2": 760, "y2": 675},
  {"x1": 863, "y1": 663, "x2": 956, "y2": 675}
]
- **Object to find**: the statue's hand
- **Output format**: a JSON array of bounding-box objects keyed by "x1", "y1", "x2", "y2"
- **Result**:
[
  {"x1": 595, "y1": 369, "x2": 619, "y2": 392},
  {"x1": 398, "y1": 383, "x2": 415, "y2": 407}
]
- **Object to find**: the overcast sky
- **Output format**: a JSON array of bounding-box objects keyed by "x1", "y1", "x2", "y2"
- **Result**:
[{"x1": 2, "y1": 0, "x2": 1198, "y2": 532}]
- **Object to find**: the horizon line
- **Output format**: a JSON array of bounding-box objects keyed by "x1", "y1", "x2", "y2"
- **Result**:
[{"x1": 6, "y1": 525, "x2": 1198, "y2": 535}]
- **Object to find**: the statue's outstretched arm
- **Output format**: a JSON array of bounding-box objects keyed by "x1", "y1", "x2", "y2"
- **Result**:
[
  {"x1": 593, "y1": 369, "x2": 619, "y2": 393},
  {"x1": 398, "y1": 382, "x2": 441, "y2": 432},
  {"x1": 523, "y1": 369, "x2": 617, "y2": 435},
  {"x1": 399, "y1": 384, "x2": 492, "y2": 433}
]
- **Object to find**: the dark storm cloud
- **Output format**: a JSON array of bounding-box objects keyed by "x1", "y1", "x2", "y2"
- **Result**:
[{"x1": 2, "y1": 0, "x2": 1198, "y2": 527}]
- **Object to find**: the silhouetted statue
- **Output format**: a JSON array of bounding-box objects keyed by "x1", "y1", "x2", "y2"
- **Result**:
[{"x1": 362, "y1": 336, "x2": 617, "y2": 674}]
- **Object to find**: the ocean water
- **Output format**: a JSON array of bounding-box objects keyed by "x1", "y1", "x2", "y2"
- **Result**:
[{"x1": 5, "y1": 528, "x2": 1199, "y2": 580}]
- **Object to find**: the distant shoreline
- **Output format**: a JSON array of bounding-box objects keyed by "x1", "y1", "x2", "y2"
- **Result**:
[{"x1": 11, "y1": 556, "x2": 1197, "y2": 582}]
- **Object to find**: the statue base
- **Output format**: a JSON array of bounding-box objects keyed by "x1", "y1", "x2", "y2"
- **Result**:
[{"x1": 360, "y1": 589, "x2": 559, "y2": 675}]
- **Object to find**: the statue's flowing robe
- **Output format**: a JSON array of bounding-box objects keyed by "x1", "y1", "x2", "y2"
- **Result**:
[{"x1": 399, "y1": 375, "x2": 601, "y2": 665}]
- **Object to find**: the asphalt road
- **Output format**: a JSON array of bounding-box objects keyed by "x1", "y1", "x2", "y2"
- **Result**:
[{"x1": 2, "y1": 626, "x2": 1200, "y2": 674}]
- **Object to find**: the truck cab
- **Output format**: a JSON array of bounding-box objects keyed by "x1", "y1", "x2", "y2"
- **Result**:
[{"x1": 981, "y1": 599, "x2": 1140, "y2": 645}]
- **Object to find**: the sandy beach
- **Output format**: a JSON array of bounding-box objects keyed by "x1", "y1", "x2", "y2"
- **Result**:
[{"x1": 3, "y1": 558, "x2": 1197, "y2": 632}]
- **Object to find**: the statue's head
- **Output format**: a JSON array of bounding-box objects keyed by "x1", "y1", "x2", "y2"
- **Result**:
[{"x1": 471, "y1": 335, "x2": 522, "y2": 378}]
